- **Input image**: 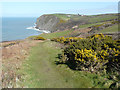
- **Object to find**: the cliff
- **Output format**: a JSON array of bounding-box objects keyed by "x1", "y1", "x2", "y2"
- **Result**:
[
  {"x1": 36, "y1": 15, "x2": 60, "y2": 32},
  {"x1": 36, "y1": 13, "x2": 118, "y2": 32},
  {"x1": 36, "y1": 14, "x2": 89, "y2": 32}
]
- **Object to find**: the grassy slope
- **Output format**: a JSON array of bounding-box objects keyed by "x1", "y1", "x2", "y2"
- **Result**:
[
  {"x1": 88, "y1": 14, "x2": 118, "y2": 23},
  {"x1": 28, "y1": 29, "x2": 75, "y2": 40},
  {"x1": 29, "y1": 24, "x2": 118, "y2": 40},
  {"x1": 18, "y1": 41, "x2": 109, "y2": 88},
  {"x1": 52, "y1": 13, "x2": 117, "y2": 23},
  {"x1": 97, "y1": 24, "x2": 118, "y2": 33},
  {"x1": 79, "y1": 22, "x2": 102, "y2": 28},
  {"x1": 20, "y1": 13, "x2": 118, "y2": 88},
  {"x1": 30, "y1": 30, "x2": 73, "y2": 39}
]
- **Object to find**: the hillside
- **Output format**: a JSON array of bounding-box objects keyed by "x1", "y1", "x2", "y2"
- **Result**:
[
  {"x1": 36, "y1": 13, "x2": 118, "y2": 32},
  {"x1": 2, "y1": 13, "x2": 119, "y2": 88}
]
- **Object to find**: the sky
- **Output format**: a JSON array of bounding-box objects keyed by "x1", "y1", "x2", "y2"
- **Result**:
[
  {"x1": 1, "y1": 0, "x2": 120, "y2": 2},
  {"x1": 1, "y1": 1, "x2": 118, "y2": 17}
]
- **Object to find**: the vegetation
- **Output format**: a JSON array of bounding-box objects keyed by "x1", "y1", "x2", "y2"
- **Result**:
[
  {"x1": 97, "y1": 24, "x2": 118, "y2": 33},
  {"x1": 52, "y1": 13, "x2": 118, "y2": 23},
  {"x1": 18, "y1": 41, "x2": 115, "y2": 88},
  {"x1": 88, "y1": 14, "x2": 118, "y2": 23},
  {"x1": 36, "y1": 13, "x2": 118, "y2": 33},
  {"x1": 2, "y1": 42, "x2": 16, "y2": 47},
  {"x1": 33, "y1": 36, "x2": 46, "y2": 40},
  {"x1": 28, "y1": 36, "x2": 46, "y2": 40},
  {"x1": 36, "y1": 30, "x2": 74, "y2": 39},
  {"x1": 51, "y1": 34, "x2": 120, "y2": 88},
  {"x1": 89, "y1": 20, "x2": 118, "y2": 33},
  {"x1": 53, "y1": 14, "x2": 71, "y2": 21},
  {"x1": 79, "y1": 23, "x2": 102, "y2": 28},
  {"x1": 3, "y1": 13, "x2": 119, "y2": 88},
  {"x1": 2, "y1": 41, "x2": 21, "y2": 47}
]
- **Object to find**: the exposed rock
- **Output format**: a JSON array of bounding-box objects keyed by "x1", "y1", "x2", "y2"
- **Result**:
[
  {"x1": 36, "y1": 15, "x2": 60, "y2": 32},
  {"x1": 36, "y1": 14, "x2": 89, "y2": 32},
  {"x1": 36, "y1": 13, "x2": 118, "y2": 33}
]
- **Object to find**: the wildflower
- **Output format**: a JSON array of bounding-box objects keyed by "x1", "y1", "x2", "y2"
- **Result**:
[{"x1": 115, "y1": 54, "x2": 118, "y2": 56}]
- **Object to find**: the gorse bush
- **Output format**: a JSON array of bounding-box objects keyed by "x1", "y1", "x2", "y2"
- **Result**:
[
  {"x1": 51, "y1": 33, "x2": 120, "y2": 88},
  {"x1": 51, "y1": 37, "x2": 83, "y2": 44},
  {"x1": 52, "y1": 34, "x2": 120, "y2": 74},
  {"x1": 73, "y1": 49, "x2": 107, "y2": 72},
  {"x1": 33, "y1": 36, "x2": 46, "y2": 40}
]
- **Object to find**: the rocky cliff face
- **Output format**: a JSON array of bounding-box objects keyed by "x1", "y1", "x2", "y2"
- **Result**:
[
  {"x1": 36, "y1": 14, "x2": 88, "y2": 32},
  {"x1": 36, "y1": 15, "x2": 60, "y2": 32},
  {"x1": 36, "y1": 13, "x2": 118, "y2": 33}
]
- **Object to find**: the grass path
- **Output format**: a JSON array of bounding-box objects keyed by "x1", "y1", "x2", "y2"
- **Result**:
[{"x1": 18, "y1": 40, "x2": 108, "y2": 88}]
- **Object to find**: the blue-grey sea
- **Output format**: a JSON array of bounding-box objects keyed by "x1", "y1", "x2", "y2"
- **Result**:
[{"x1": 2, "y1": 17, "x2": 43, "y2": 42}]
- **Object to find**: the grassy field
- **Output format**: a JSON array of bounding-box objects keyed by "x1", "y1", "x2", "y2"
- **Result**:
[
  {"x1": 97, "y1": 24, "x2": 118, "y2": 33},
  {"x1": 88, "y1": 14, "x2": 118, "y2": 23},
  {"x1": 53, "y1": 14, "x2": 71, "y2": 21},
  {"x1": 49, "y1": 14, "x2": 118, "y2": 25},
  {"x1": 79, "y1": 23, "x2": 102, "y2": 28},
  {"x1": 17, "y1": 40, "x2": 110, "y2": 88},
  {"x1": 52, "y1": 13, "x2": 117, "y2": 23},
  {"x1": 29, "y1": 30, "x2": 74, "y2": 39}
]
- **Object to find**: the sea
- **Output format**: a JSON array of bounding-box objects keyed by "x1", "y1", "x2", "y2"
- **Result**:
[{"x1": 1, "y1": 17, "x2": 45, "y2": 42}]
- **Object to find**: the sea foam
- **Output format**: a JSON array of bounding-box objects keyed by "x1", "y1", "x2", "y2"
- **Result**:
[{"x1": 26, "y1": 23, "x2": 50, "y2": 33}]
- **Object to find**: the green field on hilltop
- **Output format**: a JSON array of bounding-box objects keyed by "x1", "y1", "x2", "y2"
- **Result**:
[
  {"x1": 52, "y1": 13, "x2": 117, "y2": 23},
  {"x1": 29, "y1": 29, "x2": 74, "y2": 39},
  {"x1": 88, "y1": 14, "x2": 118, "y2": 23}
]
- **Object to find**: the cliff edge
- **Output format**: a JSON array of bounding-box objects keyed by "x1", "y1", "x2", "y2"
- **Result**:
[
  {"x1": 36, "y1": 13, "x2": 118, "y2": 32},
  {"x1": 36, "y1": 15, "x2": 60, "y2": 32}
]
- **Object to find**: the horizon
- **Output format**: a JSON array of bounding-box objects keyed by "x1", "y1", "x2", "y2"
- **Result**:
[
  {"x1": 1, "y1": 12, "x2": 118, "y2": 18},
  {"x1": 1, "y1": 2, "x2": 118, "y2": 17}
]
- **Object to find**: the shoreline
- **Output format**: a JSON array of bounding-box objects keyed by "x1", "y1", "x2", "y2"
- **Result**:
[
  {"x1": 2, "y1": 23, "x2": 50, "y2": 43},
  {"x1": 26, "y1": 23, "x2": 50, "y2": 33},
  {"x1": 0, "y1": 39, "x2": 23, "y2": 43}
]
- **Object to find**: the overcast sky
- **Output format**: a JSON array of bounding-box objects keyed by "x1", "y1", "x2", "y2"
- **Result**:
[{"x1": 1, "y1": 1, "x2": 118, "y2": 17}]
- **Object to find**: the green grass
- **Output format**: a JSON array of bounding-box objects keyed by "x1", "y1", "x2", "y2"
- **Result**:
[
  {"x1": 29, "y1": 30, "x2": 74, "y2": 39},
  {"x1": 17, "y1": 41, "x2": 110, "y2": 88},
  {"x1": 88, "y1": 14, "x2": 118, "y2": 23},
  {"x1": 52, "y1": 13, "x2": 117, "y2": 24},
  {"x1": 79, "y1": 23, "x2": 102, "y2": 28},
  {"x1": 97, "y1": 24, "x2": 118, "y2": 33},
  {"x1": 29, "y1": 29, "x2": 82, "y2": 39},
  {"x1": 53, "y1": 14, "x2": 71, "y2": 21}
]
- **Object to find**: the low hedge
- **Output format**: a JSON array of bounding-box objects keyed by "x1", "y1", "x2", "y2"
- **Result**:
[
  {"x1": 52, "y1": 34, "x2": 120, "y2": 73},
  {"x1": 31, "y1": 36, "x2": 46, "y2": 40}
]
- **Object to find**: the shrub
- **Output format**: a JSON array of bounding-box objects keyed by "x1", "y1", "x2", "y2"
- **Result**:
[
  {"x1": 51, "y1": 37, "x2": 83, "y2": 44},
  {"x1": 53, "y1": 34, "x2": 120, "y2": 74},
  {"x1": 52, "y1": 34, "x2": 120, "y2": 88},
  {"x1": 74, "y1": 48, "x2": 107, "y2": 72},
  {"x1": 33, "y1": 36, "x2": 46, "y2": 40}
]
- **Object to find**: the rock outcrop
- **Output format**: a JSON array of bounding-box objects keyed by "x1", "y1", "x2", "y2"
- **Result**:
[
  {"x1": 36, "y1": 15, "x2": 60, "y2": 32},
  {"x1": 36, "y1": 13, "x2": 118, "y2": 33}
]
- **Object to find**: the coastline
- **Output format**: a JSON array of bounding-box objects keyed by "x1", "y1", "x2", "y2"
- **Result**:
[
  {"x1": 26, "y1": 23, "x2": 50, "y2": 33},
  {"x1": 1, "y1": 24, "x2": 50, "y2": 43}
]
